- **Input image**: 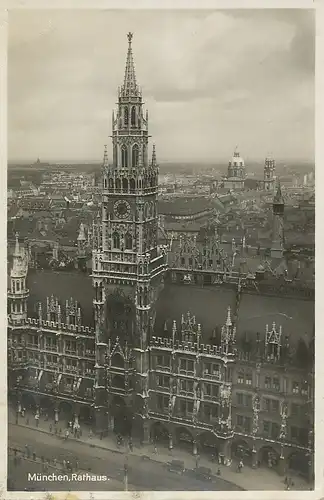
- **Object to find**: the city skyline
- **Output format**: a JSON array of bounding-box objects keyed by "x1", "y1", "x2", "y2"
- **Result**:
[{"x1": 9, "y1": 9, "x2": 314, "y2": 163}]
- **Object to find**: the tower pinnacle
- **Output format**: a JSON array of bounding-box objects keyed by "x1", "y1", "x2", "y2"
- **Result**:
[{"x1": 122, "y1": 32, "x2": 138, "y2": 97}]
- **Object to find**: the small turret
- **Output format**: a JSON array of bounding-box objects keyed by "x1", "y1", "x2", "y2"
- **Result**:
[
  {"x1": 271, "y1": 179, "x2": 285, "y2": 260},
  {"x1": 8, "y1": 234, "x2": 29, "y2": 323}
]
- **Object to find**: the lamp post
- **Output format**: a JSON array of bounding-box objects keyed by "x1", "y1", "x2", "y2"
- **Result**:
[{"x1": 123, "y1": 455, "x2": 128, "y2": 491}]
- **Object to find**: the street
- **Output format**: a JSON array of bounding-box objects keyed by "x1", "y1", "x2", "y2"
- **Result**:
[{"x1": 8, "y1": 423, "x2": 242, "y2": 491}]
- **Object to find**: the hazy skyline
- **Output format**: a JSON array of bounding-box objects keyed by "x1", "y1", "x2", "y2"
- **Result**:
[{"x1": 8, "y1": 9, "x2": 314, "y2": 164}]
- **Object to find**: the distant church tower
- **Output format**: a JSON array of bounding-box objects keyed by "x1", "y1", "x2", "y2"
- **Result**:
[
  {"x1": 264, "y1": 157, "x2": 275, "y2": 191},
  {"x1": 8, "y1": 234, "x2": 29, "y2": 323},
  {"x1": 77, "y1": 222, "x2": 87, "y2": 271},
  {"x1": 271, "y1": 180, "x2": 285, "y2": 260},
  {"x1": 92, "y1": 33, "x2": 168, "y2": 435}
]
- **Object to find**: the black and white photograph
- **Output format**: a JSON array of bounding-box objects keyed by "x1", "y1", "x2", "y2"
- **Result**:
[{"x1": 6, "y1": 8, "x2": 315, "y2": 495}]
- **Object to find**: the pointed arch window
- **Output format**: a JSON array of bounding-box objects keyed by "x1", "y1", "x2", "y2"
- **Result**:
[
  {"x1": 104, "y1": 178, "x2": 107, "y2": 189},
  {"x1": 125, "y1": 233, "x2": 132, "y2": 250},
  {"x1": 112, "y1": 232, "x2": 120, "y2": 249},
  {"x1": 130, "y1": 178, "x2": 136, "y2": 193},
  {"x1": 132, "y1": 144, "x2": 139, "y2": 168},
  {"x1": 108, "y1": 178, "x2": 113, "y2": 190},
  {"x1": 124, "y1": 107, "x2": 129, "y2": 127},
  {"x1": 115, "y1": 178, "x2": 121, "y2": 191},
  {"x1": 131, "y1": 106, "x2": 136, "y2": 127},
  {"x1": 113, "y1": 145, "x2": 117, "y2": 166},
  {"x1": 121, "y1": 146, "x2": 128, "y2": 168},
  {"x1": 122, "y1": 178, "x2": 128, "y2": 192}
]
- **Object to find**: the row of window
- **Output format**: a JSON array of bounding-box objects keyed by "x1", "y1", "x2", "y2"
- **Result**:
[
  {"x1": 11, "y1": 302, "x2": 26, "y2": 314},
  {"x1": 155, "y1": 357, "x2": 309, "y2": 396},
  {"x1": 236, "y1": 416, "x2": 308, "y2": 444},
  {"x1": 111, "y1": 232, "x2": 133, "y2": 250},
  {"x1": 104, "y1": 176, "x2": 157, "y2": 192},
  {"x1": 11, "y1": 279, "x2": 25, "y2": 293},
  {"x1": 122, "y1": 105, "x2": 139, "y2": 128},
  {"x1": 156, "y1": 375, "x2": 220, "y2": 398}
]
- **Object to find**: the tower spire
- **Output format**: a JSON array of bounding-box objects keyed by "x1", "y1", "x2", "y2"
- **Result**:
[
  {"x1": 121, "y1": 32, "x2": 138, "y2": 97},
  {"x1": 14, "y1": 232, "x2": 20, "y2": 257}
]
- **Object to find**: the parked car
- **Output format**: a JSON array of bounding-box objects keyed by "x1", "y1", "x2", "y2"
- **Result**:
[{"x1": 166, "y1": 460, "x2": 185, "y2": 475}]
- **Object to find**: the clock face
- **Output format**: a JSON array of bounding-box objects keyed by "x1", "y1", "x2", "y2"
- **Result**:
[{"x1": 114, "y1": 200, "x2": 131, "y2": 219}]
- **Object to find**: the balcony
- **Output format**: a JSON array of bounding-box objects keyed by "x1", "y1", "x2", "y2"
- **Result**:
[
  {"x1": 155, "y1": 365, "x2": 171, "y2": 373},
  {"x1": 179, "y1": 369, "x2": 194, "y2": 377},
  {"x1": 202, "y1": 371, "x2": 221, "y2": 381}
]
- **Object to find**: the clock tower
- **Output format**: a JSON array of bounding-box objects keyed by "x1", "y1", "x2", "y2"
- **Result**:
[{"x1": 92, "y1": 33, "x2": 168, "y2": 436}]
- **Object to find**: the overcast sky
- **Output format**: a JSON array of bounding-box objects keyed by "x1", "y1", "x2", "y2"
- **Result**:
[{"x1": 8, "y1": 9, "x2": 314, "y2": 164}]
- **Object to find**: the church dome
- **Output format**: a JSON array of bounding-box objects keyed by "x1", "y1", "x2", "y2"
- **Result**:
[{"x1": 229, "y1": 150, "x2": 245, "y2": 167}]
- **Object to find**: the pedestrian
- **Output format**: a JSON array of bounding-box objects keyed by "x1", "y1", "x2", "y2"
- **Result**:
[
  {"x1": 89, "y1": 429, "x2": 93, "y2": 438},
  {"x1": 49, "y1": 424, "x2": 52, "y2": 433},
  {"x1": 154, "y1": 444, "x2": 157, "y2": 454},
  {"x1": 21, "y1": 408, "x2": 25, "y2": 418},
  {"x1": 32, "y1": 452, "x2": 36, "y2": 461},
  {"x1": 65, "y1": 429, "x2": 69, "y2": 441}
]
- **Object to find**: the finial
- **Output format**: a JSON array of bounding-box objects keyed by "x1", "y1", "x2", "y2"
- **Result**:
[
  {"x1": 127, "y1": 32, "x2": 133, "y2": 44},
  {"x1": 226, "y1": 306, "x2": 232, "y2": 327}
]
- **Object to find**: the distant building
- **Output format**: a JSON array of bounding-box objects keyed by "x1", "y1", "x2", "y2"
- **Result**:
[
  {"x1": 263, "y1": 157, "x2": 276, "y2": 192},
  {"x1": 222, "y1": 148, "x2": 246, "y2": 190}
]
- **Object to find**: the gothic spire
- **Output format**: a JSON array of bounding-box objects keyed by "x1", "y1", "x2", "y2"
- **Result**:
[
  {"x1": 14, "y1": 232, "x2": 20, "y2": 257},
  {"x1": 121, "y1": 32, "x2": 138, "y2": 97},
  {"x1": 226, "y1": 306, "x2": 232, "y2": 327}
]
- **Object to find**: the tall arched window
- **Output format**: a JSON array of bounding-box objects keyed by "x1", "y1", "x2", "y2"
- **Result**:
[
  {"x1": 124, "y1": 107, "x2": 129, "y2": 126},
  {"x1": 112, "y1": 232, "x2": 120, "y2": 249},
  {"x1": 115, "y1": 178, "x2": 121, "y2": 191},
  {"x1": 122, "y1": 178, "x2": 128, "y2": 192},
  {"x1": 131, "y1": 106, "x2": 136, "y2": 127},
  {"x1": 104, "y1": 178, "x2": 107, "y2": 188},
  {"x1": 113, "y1": 145, "x2": 117, "y2": 166},
  {"x1": 132, "y1": 144, "x2": 139, "y2": 168},
  {"x1": 125, "y1": 233, "x2": 132, "y2": 250},
  {"x1": 108, "y1": 178, "x2": 113, "y2": 190},
  {"x1": 130, "y1": 178, "x2": 135, "y2": 193},
  {"x1": 121, "y1": 145, "x2": 128, "y2": 168}
]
